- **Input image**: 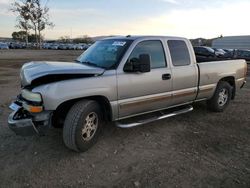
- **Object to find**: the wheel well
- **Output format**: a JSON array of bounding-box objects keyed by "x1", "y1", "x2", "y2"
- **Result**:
[
  {"x1": 51, "y1": 96, "x2": 112, "y2": 128},
  {"x1": 219, "y1": 76, "x2": 236, "y2": 99}
]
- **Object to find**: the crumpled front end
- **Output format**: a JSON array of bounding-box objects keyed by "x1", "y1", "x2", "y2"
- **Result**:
[
  {"x1": 20, "y1": 61, "x2": 105, "y2": 87},
  {"x1": 8, "y1": 95, "x2": 52, "y2": 136}
]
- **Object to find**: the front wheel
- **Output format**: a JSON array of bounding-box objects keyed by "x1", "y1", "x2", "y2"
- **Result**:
[
  {"x1": 63, "y1": 100, "x2": 103, "y2": 152},
  {"x1": 207, "y1": 81, "x2": 232, "y2": 112}
]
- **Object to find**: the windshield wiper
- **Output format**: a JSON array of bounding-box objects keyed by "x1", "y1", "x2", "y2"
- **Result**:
[
  {"x1": 74, "y1": 59, "x2": 81, "y2": 63},
  {"x1": 82, "y1": 61, "x2": 106, "y2": 69},
  {"x1": 82, "y1": 61, "x2": 98, "y2": 67}
]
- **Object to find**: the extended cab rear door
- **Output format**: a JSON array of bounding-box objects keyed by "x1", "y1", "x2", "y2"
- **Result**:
[
  {"x1": 166, "y1": 39, "x2": 199, "y2": 105},
  {"x1": 117, "y1": 39, "x2": 173, "y2": 119}
]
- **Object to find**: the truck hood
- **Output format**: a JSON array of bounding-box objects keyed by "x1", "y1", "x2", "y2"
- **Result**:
[{"x1": 20, "y1": 61, "x2": 105, "y2": 87}]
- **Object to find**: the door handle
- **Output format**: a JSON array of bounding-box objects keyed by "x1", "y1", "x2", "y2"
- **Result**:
[{"x1": 162, "y1": 73, "x2": 171, "y2": 80}]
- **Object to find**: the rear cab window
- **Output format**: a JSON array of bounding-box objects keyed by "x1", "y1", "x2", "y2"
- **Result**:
[{"x1": 167, "y1": 40, "x2": 191, "y2": 66}]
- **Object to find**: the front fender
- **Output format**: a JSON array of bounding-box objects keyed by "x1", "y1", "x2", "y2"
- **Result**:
[{"x1": 32, "y1": 71, "x2": 117, "y2": 111}]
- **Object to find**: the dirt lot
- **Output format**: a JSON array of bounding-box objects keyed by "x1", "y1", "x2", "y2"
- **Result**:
[{"x1": 0, "y1": 50, "x2": 249, "y2": 188}]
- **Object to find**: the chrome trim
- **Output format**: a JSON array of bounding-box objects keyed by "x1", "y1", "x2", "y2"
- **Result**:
[
  {"x1": 116, "y1": 105, "x2": 193, "y2": 128},
  {"x1": 119, "y1": 94, "x2": 172, "y2": 109},
  {"x1": 117, "y1": 101, "x2": 193, "y2": 120},
  {"x1": 194, "y1": 98, "x2": 207, "y2": 102},
  {"x1": 199, "y1": 84, "x2": 216, "y2": 91}
]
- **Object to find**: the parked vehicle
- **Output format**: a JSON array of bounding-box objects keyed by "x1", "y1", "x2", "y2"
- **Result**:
[
  {"x1": 68, "y1": 44, "x2": 77, "y2": 50},
  {"x1": 8, "y1": 36, "x2": 247, "y2": 152},
  {"x1": 193, "y1": 46, "x2": 218, "y2": 62},
  {"x1": 223, "y1": 49, "x2": 235, "y2": 58},
  {"x1": 194, "y1": 46, "x2": 216, "y2": 57},
  {"x1": 213, "y1": 48, "x2": 227, "y2": 57},
  {"x1": 27, "y1": 43, "x2": 37, "y2": 49},
  {"x1": 42, "y1": 43, "x2": 90, "y2": 50},
  {"x1": 42, "y1": 43, "x2": 48, "y2": 49},
  {"x1": 223, "y1": 49, "x2": 233, "y2": 53},
  {"x1": 75, "y1": 44, "x2": 83, "y2": 50},
  {"x1": 0, "y1": 42, "x2": 9, "y2": 49},
  {"x1": 50, "y1": 44, "x2": 59, "y2": 50},
  {"x1": 47, "y1": 44, "x2": 53, "y2": 49},
  {"x1": 81, "y1": 43, "x2": 89, "y2": 50},
  {"x1": 234, "y1": 49, "x2": 250, "y2": 61},
  {"x1": 58, "y1": 44, "x2": 68, "y2": 50},
  {"x1": 9, "y1": 43, "x2": 22, "y2": 49}
]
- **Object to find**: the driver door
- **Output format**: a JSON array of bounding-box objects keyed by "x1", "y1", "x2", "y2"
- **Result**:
[{"x1": 117, "y1": 40, "x2": 173, "y2": 119}]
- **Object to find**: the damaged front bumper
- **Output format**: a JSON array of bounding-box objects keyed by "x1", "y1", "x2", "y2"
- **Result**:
[{"x1": 8, "y1": 102, "x2": 52, "y2": 136}]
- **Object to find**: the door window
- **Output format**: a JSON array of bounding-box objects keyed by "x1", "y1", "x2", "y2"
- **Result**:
[{"x1": 128, "y1": 40, "x2": 167, "y2": 69}]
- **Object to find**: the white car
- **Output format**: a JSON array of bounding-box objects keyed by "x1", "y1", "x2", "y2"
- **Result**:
[
  {"x1": 50, "y1": 44, "x2": 59, "y2": 50},
  {"x1": 0, "y1": 43, "x2": 9, "y2": 50},
  {"x1": 68, "y1": 44, "x2": 78, "y2": 50},
  {"x1": 75, "y1": 44, "x2": 83, "y2": 50},
  {"x1": 42, "y1": 43, "x2": 50, "y2": 49}
]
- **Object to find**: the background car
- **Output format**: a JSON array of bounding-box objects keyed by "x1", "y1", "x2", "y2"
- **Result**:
[
  {"x1": 222, "y1": 49, "x2": 235, "y2": 58},
  {"x1": 213, "y1": 48, "x2": 227, "y2": 57},
  {"x1": 7, "y1": 42, "x2": 91, "y2": 50},
  {"x1": 9, "y1": 42, "x2": 25, "y2": 49},
  {"x1": 81, "y1": 43, "x2": 89, "y2": 50},
  {"x1": 58, "y1": 44, "x2": 68, "y2": 50},
  {"x1": 234, "y1": 49, "x2": 250, "y2": 61},
  {"x1": 193, "y1": 46, "x2": 218, "y2": 62},
  {"x1": 0, "y1": 43, "x2": 9, "y2": 50},
  {"x1": 68, "y1": 44, "x2": 77, "y2": 50},
  {"x1": 75, "y1": 44, "x2": 83, "y2": 50},
  {"x1": 194, "y1": 46, "x2": 217, "y2": 57},
  {"x1": 50, "y1": 44, "x2": 59, "y2": 50}
]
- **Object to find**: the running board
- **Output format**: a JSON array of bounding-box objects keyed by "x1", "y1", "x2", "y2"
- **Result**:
[{"x1": 116, "y1": 105, "x2": 193, "y2": 128}]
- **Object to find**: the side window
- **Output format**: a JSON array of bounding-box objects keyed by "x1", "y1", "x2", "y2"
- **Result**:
[
  {"x1": 128, "y1": 40, "x2": 166, "y2": 69},
  {"x1": 168, "y1": 40, "x2": 191, "y2": 66}
]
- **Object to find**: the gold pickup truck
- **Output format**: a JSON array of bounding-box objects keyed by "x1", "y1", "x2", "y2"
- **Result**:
[{"x1": 8, "y1": 36, "x2": 247, "y2": 152}]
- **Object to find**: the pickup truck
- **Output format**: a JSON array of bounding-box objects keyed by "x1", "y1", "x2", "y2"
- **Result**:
[{"x1": 8, "y1": 36, "x2": 247, "y2": 152}]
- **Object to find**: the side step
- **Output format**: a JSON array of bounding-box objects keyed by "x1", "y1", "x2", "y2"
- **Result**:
[{"x1": 116, "y1": 105, "x2": 193, "y2": 128}]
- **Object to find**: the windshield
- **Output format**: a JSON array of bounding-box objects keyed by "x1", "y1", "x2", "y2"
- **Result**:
[{"x1": 76, "y1": 39, "x2": 133, "y2": 69}]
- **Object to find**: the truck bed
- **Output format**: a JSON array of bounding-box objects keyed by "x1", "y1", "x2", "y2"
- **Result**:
[{"x1": 196, "y1": 59, "x2": 247, "y2": 100}]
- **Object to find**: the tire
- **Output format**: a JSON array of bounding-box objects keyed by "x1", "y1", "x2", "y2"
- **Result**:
[
  {"x1": 63, "y1": 100, "x2": 103, "y2": 152},
  {"x1": 207, "y1": 81, "x2": 232, "y2": 112}
]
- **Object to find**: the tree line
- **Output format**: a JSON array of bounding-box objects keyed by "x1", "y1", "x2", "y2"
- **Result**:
[
  {"x1": 11, "y1": 0, "x2": 54, "y2": 48},
  {"x1": 59, "y1": 35, "x2": 93, "y2": 44},
  {"x1": 12, "y1": 32, "x2": 94, "y2": 44},
  {"x1": 12, "y1": 31, "x2": 43, "y2": 43}
]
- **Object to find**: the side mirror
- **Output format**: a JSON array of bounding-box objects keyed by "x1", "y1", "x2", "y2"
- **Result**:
[{"x1": 124, "y1": 54, "x2": 151, "y2": 73}]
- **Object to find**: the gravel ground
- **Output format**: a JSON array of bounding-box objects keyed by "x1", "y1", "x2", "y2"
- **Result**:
[{"x1": 0, "y1": 50, "x2": 249, "y2": 188}]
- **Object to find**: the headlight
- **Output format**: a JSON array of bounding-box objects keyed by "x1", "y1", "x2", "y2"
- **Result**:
[{"x1": 21, "y1": 89, "x2": 42, "y2": 103}]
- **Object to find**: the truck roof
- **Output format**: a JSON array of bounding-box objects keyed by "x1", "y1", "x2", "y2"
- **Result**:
[{"x1": 101, "y1": 35, "x2": 187, "y2": 41}]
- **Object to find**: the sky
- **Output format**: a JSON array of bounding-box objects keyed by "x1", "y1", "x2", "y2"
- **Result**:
[{"x1": 0, "y1": 0, "x2": 250, "y2": 39}]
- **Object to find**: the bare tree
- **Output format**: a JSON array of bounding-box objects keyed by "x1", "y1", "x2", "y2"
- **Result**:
[
  {"x1": 11, "y1": 0, "x2": 54, "y2": 48},
  {"x1": 11, "y1": 0, "x2": 33, "y2": 45},
  {"x1": 29, "y1": 0, "x2": 54, "y2": 48}
]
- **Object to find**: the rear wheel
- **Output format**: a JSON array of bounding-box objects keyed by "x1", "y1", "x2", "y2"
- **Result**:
[
  {"x1": 63, "y1": 100, "x2": 103, "y2": 152},
  {"x1": 207, "y1": 81, "x2": 232, "y2": 112}
]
